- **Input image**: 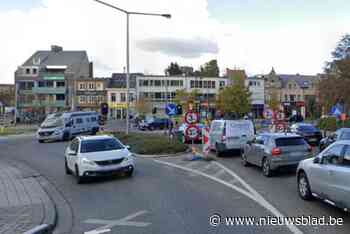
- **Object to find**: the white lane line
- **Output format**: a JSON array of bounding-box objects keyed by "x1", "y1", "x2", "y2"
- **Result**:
[
  {"x1": 154, "y1": 159, "x2": 303, "y2": 234},
  {"x1": 212, "y1": 169, "x2": 226, "y2": 178}
]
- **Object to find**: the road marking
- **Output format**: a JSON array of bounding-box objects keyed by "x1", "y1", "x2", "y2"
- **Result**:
[
  {"x1": 84, "y1": 210, "x2": 151, "y2": 233},
  {"x1": 212, "y1": 169, "x2": 226, "y2": 178},
  {"x1": 154, "y1": 159, "x2": 303, "y2": 234},
  {"x1": 84, "y1": 229, "x2": 111, "y2": 234}
]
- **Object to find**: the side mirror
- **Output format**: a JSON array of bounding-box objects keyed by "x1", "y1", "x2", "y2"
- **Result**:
[
  {"x1": 313, "y1": 157, "x2": 320, "y2": 164},
  {"x1": 126, "y1": 145, "x2": 131, "y2": 150}
]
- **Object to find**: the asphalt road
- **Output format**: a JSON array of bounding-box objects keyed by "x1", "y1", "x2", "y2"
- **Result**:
[{"x1": 0, "y1": 135, "x2": 348, "y2": 234}]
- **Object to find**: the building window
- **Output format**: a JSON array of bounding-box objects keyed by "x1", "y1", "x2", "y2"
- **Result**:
[
  {"x1": 32, "y1": 68, "x2": 37, "y2": 74},
  {"x1": 154, "y1": 80, "x2": 161, "y2": 86},
  {"x1": 120, "y1": 93, "x2": 126, "y2": 102},
  {"x1": 155, "y1": 92, "x2": 161, "y2": 99},
  {"x1": 89, "y1": 83, "x2": 94, "y2": 89},
  {"x1": 79, "y1": 96, "x2": 86, "y2": 103},
  {"x1": 56, "y1": 94, "x2": 65, "y2": 101},
  {"x1": 111, "y1": 93, "x2": 116, "y2": 102},
  {"x1": 149, "y1": 80, "x2": 154, "y2": 86},
  {"x1": 257, "y1": 82, "x2": 260, "y2": 86},
  {"x1": 290, "y1": 95, "x2": 295, "y2": 102},
  {"x1": 211, "y1": 81, "x2": 216, "y2": 89},
  {"x1": 56, "y1": 81, "x2": 65, "y2": 87},
  {"x1": 294, "y1": 84, "x2": 297, "y2": 89},
  {"x1": 25, "y1": 68, "x2": 30, "y2": 74},
  {"x1": 285, "y1": 95, "x2": 288, "y2": 101},
  {"x1": 219, "y1": 81, "x2": 225, "y2": 88},
  {"x1": 179, "y1": 80, "x2": 184, "y2": 87},
  {"x1": 190, "y1": 80, "x2": 195, "y2": 88}
]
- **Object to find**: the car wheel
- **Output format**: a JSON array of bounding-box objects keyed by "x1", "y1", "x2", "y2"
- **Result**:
[
  {"x1": 262, "y1": 158, "x2": 273, "y2": 177},
  {"x1": 181, "y1": 135, "x2": 187, "y2": 144},
  {"x1": 241, "y1": 152, "x2": 251, "y2": 167},
  {"x1": 125, "y1": 168, "x2": 134, "y2": 177},
  {"x1": 65, "y1": 159, "x2": 72, "y2": 175},
  {"x1": 215, "y1": 143, "x2": 222, "y2": 157},
  {"x1": 62, "y1": 132, "x2": 70, "y2": 141},
  {"x1": 38, "y1": 140, "x2": 44, "y2": 143},
  {"x1": 298, "y1": 171, "x2": 313, "y2": 200},
  {"x1": 75, "y1": 165, "x2": 84, "y2": 184}
]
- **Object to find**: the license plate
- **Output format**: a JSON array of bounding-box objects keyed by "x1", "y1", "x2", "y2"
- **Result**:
[
  {"x1": 290, "y1": 152, "x2": 301, "y2": 157},
  {"x1": 309, "y1": 138, "x2": 317, "y2": 142}
]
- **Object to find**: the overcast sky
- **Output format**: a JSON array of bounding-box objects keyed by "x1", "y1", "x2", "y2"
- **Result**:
[{"x1": 0, "y1": 0, "x2": 348, "y2": 83}]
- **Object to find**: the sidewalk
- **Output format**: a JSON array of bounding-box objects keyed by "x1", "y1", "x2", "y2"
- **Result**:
[{"x1": 0, "y1": 159, "x2": 56, "y2": 234}]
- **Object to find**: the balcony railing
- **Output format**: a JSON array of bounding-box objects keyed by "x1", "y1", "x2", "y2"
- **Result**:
[
  {"x1": 18, "y1": 100, "x2": 66, "y2": 108},
  {"x1": 32, "y1": 87, "x2": 66, "y2": 94}
]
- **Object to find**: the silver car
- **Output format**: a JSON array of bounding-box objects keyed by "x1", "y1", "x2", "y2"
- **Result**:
[
  {"x1": 297, "y1": 140, "x2": 350, "y2": 212},
  {"x1": 242, "y1": 133, "x2": 313, "y2": 177}
]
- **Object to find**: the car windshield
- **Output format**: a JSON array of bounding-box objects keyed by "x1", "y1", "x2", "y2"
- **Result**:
[
  {"x1": 275, "y1": 137, "x2": 306, "y2": 146},
  {"x1": 298, "y1": 125, "x2": 317, "y2": 132},
  {"x1": 80, "y1": 139, "x2": 124, "y2": 153},
  {"x1": 40, "y1": 117, "x2": 63, "y2": 129},
  {"x1": 340, "y1": 131, "x2": 350, "y2": 140}
]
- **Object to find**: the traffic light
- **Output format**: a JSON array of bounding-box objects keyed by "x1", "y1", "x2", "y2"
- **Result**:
[
  {"x1": 152, "y1": 107, "x2": 157, "y2": 114},
  {"x1": 177, "y1": 105, "x2": 183, "y2": 115}
]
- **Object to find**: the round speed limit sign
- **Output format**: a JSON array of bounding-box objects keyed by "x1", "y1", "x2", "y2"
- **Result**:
[
  {"x1": 185, "y1": 125, "x2": 199, "y2": 140},
  {"x1": 185, "y1": 112, "x2": 199, "y2": 124}
]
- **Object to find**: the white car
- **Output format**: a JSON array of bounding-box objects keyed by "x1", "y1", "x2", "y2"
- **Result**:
[{"x1": 64, "y1": 135, "x2": 134, "y2": 184}]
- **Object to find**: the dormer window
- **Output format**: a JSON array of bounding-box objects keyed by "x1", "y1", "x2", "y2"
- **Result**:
[
  {"x1": 25, "y1": 68, "x2": 30, "y2": 74},
  {"x1": 33, "y1": 68, "x2": 37, "y2": 74}
]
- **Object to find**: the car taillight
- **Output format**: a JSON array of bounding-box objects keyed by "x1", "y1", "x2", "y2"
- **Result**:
[
  {"x1": 307, "y1": 145, "x2": 312, "y2": 152},
  {"x1": 271, "y1": 147, "x2": 281, "y2": 156}
]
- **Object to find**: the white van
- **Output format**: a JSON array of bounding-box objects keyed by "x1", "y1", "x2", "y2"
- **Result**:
[
  {"x1": 37, "y1": 111, "x2": 100, "y2": 143},
  {"x1": 209, "y1": 119, "x2": 255, "y2": 156}
]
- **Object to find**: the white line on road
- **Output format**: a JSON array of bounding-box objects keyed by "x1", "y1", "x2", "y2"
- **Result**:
[
  {"x1": 84, "y1": 210, "x2": 151, "y2": 233},
  {"x1": 153, "y1": 159, "x2": 303, "y2": 234},
  {"x1": 212, "y1": 169, "x2": 226, "y2": 178},
  {"x1": 84, "y1": 229, "x2": 111, "y2": 234}
]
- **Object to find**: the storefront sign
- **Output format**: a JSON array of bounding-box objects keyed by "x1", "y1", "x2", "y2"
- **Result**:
[{"x1": 108, "y1": 103, "x2": 127, "y2": 109}]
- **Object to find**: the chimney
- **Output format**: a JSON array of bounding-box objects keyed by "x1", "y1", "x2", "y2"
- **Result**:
[
  {"x1": 89, "y1": 62, "x2": 94, "y2": 78},
  {"x1": 51, "y1": 45, "x2": 63, "y2": 53}
]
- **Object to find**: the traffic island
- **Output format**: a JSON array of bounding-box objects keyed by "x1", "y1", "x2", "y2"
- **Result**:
[{"x1": 107, "y1": 131, "x2": 189, "y2": 156}]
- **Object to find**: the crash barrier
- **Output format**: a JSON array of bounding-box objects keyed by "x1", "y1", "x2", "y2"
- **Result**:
[{"x1": 23, "y1": 224, "x2": 53, "y2": 234}]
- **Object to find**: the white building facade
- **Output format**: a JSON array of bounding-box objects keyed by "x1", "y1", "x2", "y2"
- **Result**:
[
  {"x1": 136, "y1": 75, "x2": 228, "y2": 112},
  {"x1": 245, "y1": 76, "x2": 265, "y2": 118}
]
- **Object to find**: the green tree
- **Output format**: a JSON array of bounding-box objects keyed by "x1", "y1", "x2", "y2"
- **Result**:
[
  {"x1": 174, "y1": 89, "x2": 200, "y2": 110},
  {"x1": 165, "y1": 62, "x2": 182, "y2": 76},
  {"x1": 135, "y1": 97, "x2": 152, "y2": 116},
  {"x1": 216, "y1": 83, "x2": 251, "y2": 117},
  {"x1": 267, "y1": 90, "x2": 280, "y2": 112},
  {"x1": 320, "y1": 34, "x2": 350, "y2": 114},
  {"x1": 200, "y1": 59, "x2": 219, "y2": 77}
]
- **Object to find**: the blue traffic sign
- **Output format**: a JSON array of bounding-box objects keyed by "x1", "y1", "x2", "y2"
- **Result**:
[{"x1": 165, "y1": 103, "x2": 177, "y2": 116}]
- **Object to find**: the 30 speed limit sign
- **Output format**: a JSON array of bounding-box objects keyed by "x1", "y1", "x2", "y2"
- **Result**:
[
  {"x1": 185, "y1": 125, "x2": 199, "y2": 140},
  {"x1": 185, "y1": 111, "x2": 199, "y2": 125}
]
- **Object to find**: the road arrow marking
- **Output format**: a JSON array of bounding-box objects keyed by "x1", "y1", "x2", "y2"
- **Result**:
[{"x1": 84, "y1": 210, "x2": 151, "y2": 233}]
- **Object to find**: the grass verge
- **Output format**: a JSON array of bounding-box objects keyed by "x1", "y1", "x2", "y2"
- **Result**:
[{"x1": 105, "y1": 131, "x2": 188, "y2": 155}]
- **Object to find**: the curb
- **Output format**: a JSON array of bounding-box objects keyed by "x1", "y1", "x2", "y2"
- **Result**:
[
  {"x1": 134, "y1": 150, "x2": 191, "y2": 158},
  {"x1": 2, "y1": 159, "x2": 58, "y2": 234}
]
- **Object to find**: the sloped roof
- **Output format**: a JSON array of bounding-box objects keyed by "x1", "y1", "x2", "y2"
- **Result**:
[
  {"x1": 23, "y1": 50, "x2": 88, "y2": 67},
  {"x1": 278, "y1": 74, "x2": 318, "y2": 88},
  {"x1": 107, "y1": 73, "x2": 143, "y2": 89}
]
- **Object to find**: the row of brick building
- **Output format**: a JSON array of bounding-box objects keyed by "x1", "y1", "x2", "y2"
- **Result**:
[{"x1": 11, "y1": 46, "x2": 320, "y2": 121}]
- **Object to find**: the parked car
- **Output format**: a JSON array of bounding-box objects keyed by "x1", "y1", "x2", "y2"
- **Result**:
[
  {"x1": 297, "y1": 140, "x2": 350, "y2": 212},
  {"x1": 319, "y1": 128, "x2": 350, "y2": 151},
  {"x1": 64, "y1": 135, "x2": 134, "y2": 184},
  {"x1": 209, "y1": 120, "x2": 255, "y2": 157},
  {"x1": 139, "y1": 117, "x2": 171, "y2": 131},
  {"x1": 290, "y1": 123, "x2": 322, "y2": 146},
  {"x1": 176, "y1": 123, "x2": 204, "y2": 143},
  {"x1": 37, "y1": 111, "x2": 100, "y2": 143},
  {"x1": 242, "y1": 133, "x2": 312, "y2": 177}
]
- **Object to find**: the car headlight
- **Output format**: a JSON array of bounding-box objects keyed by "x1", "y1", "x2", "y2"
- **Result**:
[
  {"x1": 81, "y1": 158, "x2": 97, "y2": 166},
  {"x1": 54, "y1": 128, "x2": 64, "y2": 135}
]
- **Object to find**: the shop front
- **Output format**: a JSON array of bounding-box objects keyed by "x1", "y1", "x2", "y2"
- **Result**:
[{"x1": 108, "y1": 103, "x2": 127, "y2": 120}]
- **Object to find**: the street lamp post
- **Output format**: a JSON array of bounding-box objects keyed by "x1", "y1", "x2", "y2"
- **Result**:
[{"x1": 93, "y1": 0, "x2": 171, "y2": 134}]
